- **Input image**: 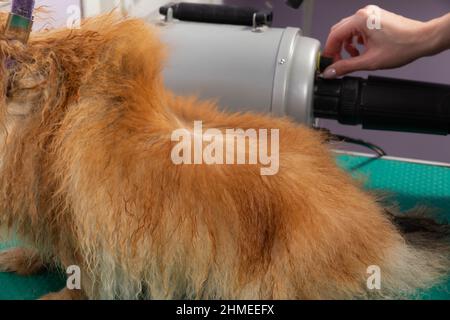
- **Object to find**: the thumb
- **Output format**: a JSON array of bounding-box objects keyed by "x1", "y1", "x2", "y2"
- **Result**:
[{"x1": 322, "y1": 54, "x2": 374, "y2": 79}]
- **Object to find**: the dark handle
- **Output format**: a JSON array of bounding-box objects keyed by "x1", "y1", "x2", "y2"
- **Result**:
[
  {"x1": 160, "y1": 2, "x2": 273, "y2": 27},
  {"x1": 285, "y1": 0, "x2": 304, "y2": 9},
  {"x1": 314, "y1": 76, "x2": 450, "y2": 135}
]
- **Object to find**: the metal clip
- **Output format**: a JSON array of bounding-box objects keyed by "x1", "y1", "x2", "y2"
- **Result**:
[
  {"x1": 252, "y1": 13, "x2": 268, "y2": 33},
  {"x1": 4, "y1": 12, "x2": 34, "y2": 44},
  {"x1": 165, "y1": 7, "x2": 174, "y2": 23}
]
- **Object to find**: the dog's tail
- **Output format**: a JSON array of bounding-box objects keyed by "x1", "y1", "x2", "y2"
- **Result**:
[{"x1": 375, "y1": 208, "x2": 450, "y2": 299}]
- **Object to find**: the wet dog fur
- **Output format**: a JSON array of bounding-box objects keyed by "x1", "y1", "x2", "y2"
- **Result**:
[{"x1": 0, "y1": 14, "x2": 448, "y2": 300}]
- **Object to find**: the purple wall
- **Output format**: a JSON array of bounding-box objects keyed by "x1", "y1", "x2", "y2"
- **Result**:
[
  {"x1": 34, "y1": 0, "x2": 80, "y2": 29},
  {"x1": 226, "y1": 0, "x2": 450, "y2": 162}
]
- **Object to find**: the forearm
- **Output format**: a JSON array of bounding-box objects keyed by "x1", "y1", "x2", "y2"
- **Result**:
[{"x1": 426, "y1": 13, "x2": 450, "y2": 55}]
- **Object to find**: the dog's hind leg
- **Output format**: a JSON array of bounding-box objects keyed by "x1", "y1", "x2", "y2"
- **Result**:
[{"x1": 0, "y1": 248, "x2": 46, "y2": 276}]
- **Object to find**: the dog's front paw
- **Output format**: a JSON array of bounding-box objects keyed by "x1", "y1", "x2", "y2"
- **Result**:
[
  {"x1": 0, "y1": 248, "x2": 45, "y2": 276},
  {"x1": 39, "y1": 288, "x2": 85, "y2": 300}
]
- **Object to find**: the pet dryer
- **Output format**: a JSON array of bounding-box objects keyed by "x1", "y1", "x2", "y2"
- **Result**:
[{"x1": 157, "y1": 2, "x2": 450, "y2": 136}]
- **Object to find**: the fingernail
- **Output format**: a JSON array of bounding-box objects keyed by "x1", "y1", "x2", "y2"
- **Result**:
[{"x1": 322, "y1": 68, "x2": 337, "y2": 79}]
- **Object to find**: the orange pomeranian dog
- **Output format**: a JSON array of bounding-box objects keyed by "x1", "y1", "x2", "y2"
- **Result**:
[{"x1": 0, "y1": 14, "x2": 448, "y2": 300}]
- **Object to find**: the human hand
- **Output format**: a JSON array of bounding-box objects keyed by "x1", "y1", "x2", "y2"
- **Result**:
[{"x1": 322, "y1": 5, "x2": 438, "y2": 78}]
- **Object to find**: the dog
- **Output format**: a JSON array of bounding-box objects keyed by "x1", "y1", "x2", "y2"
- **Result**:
[{"x1": 0, "y1": 14, "x2": 448, "y2": 300}]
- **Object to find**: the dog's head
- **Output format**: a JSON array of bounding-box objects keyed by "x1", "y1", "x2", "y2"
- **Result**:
[
  {"x1": 0, "y1": 12, "x2": 166, "y2": 128},
  {"x1": 0, "y1": 11, "x2": 74, "y2": 125}
]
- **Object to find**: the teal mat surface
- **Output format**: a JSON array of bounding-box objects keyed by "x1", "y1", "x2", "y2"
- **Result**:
[
  {"x1": 0, "y1": 154, "x2": 449, "y2": 300},
  {"x1": 336, "y1": 154, "x2": 450, "y2": 300},
  {"x1": 0, "y1": 238, "x2": 66, "y2": 300}
]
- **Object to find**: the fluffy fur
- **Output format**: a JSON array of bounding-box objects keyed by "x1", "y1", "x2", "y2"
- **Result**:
[{"x1": 0, "y1": 14, "x2": 448, "y2": 300}]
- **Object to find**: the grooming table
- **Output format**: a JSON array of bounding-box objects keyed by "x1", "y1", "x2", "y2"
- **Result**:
[{"x1": 0, "y1": 153, "x2": 449, "y2": 300}]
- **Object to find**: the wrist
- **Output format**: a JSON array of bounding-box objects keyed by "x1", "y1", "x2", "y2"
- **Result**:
[{"x1": 424, "y1": 14, "x2": 450, "y2": 55}]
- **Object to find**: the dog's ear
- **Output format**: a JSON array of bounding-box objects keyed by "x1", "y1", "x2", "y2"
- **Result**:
[
  {"x1": 0, "y1": 44, "x2": 46, "y2": 115},
  {"x1": 0, "y1": 11, "x2": 10, "y2": 94},
  {"x1": 0, "y1": 52, "x2": 7, "y2": 118},
  {"x1": 8, "y1": 68, "x2": 46, "y2": 102},
  {"x1": 0, "y1": 11, "x2": 9, "y2": 32}
]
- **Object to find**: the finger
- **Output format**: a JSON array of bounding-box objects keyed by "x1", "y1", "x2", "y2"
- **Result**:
[
  {"x1": 345, "y1": 44, "x2": 360, "y2": 57},
  {"x1": 323, "y1": 17, "x2": 359, "y2": 59},
  {"x1": 331, "y1": 17, "x2": 351, "y2": 31},
  {"x1": 345, "y1": 37, "x2": 360, "y2": 57},
  {"x1": 357, "y1": 35, "x2": 365, "y2": 45},
  {"x1": 322, "y1": 53, "x2": 374, "y2": 78}
]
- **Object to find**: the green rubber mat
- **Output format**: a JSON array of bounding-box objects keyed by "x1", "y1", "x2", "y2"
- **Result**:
[
  {"x1": 336, "y1": 154, "x2": 450, "y2": 300},
  {"x1": 0, "y1": 154, "x2": 449, "y2": 300},
  {"x1": 0, "y1": 237, "x2": 66, "y2": 300}
]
